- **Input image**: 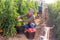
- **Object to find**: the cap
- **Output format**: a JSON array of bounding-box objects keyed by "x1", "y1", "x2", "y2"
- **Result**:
[{"x1": 29, "y1": 8, "x2": 34, "y2": 13}]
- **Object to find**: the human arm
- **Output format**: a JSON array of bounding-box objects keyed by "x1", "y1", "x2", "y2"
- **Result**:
[
  {"x1": 16, "y1": 14, "x2": 28, "y2": 21},
  {"x1": 22, "y1": 16, "x2": 34, "y2": 22}
]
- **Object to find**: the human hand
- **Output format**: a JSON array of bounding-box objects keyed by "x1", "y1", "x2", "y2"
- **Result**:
[
  {"x1": 16, "y1": 16, "x2": 21, "y2": 21},
  {"x1": 16, "y1": 17, "x2": 19, "y2": 21}
]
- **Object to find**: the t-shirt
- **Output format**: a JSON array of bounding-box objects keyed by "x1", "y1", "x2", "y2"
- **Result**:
[
  {"x1": 26, "y1": 14, "x2": 35, "y2": 24},
  {"x1": 39, "y1": 5, "x2": 43, "y2": 10}
]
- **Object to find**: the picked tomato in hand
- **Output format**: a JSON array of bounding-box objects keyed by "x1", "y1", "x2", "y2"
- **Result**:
[{"x1": 16, "y1": 18, "x2": 19, "y2": 21}]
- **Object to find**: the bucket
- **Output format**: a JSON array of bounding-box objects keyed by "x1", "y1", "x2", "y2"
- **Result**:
[{"x1": 25, "y1": 28, "x2": 36, "y2": 39}]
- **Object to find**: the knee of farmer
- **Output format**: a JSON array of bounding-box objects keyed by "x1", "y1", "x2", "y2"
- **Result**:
[{"x1": 30, "y1": 23, "x2": 36, "y2": 28}]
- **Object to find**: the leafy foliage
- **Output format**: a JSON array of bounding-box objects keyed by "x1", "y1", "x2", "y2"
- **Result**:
[
  {"x1": 48, "y1": 0, "x2": 60, "y2": 40},
  {"x1": 0, "y1": 0, "x2": 38, "y2": 36}
]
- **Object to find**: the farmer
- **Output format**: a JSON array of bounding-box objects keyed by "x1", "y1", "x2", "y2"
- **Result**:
[
  {"x1": 37, "y1": 2, "x2": 43, "y2": 18},
  {"x1": 16, "y1": 8, "x2": 36, "y2": 29}
]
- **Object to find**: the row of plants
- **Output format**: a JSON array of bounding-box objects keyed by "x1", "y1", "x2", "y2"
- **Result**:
[
  {"x1": 48, "y1": 0, "x2": 60, "y2": 40},
  {"x1": 0, "y1": 0, "x2": 38, "y2": 37}
]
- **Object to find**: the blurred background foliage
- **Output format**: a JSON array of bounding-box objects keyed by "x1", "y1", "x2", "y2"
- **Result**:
[{"x1": 48, "y1": 0, "x2": 60, "y2": 40}]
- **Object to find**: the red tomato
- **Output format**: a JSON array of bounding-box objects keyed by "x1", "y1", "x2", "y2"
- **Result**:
[
  {"x1": 27, "y1": 28, "x2": 36, "y2": 32},
  {"x1": 16, "y1": 18, "x2": 19, "y2": 21},
  {"x1": 0, "y1": 30, "x2": 3, "y2": 33}
]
